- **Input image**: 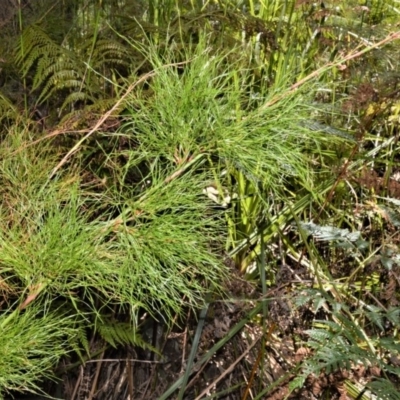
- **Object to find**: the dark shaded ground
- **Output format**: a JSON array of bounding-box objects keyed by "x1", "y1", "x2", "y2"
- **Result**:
[{"x1": 9, "y1": 260, "x2": 395, "y2": 400}]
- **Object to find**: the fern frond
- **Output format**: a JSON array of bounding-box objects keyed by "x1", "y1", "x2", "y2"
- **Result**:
[
  {"x1": 68, "y1": 321, "x2": 90, "y2": 363},
  {"x1": 386, "y1": 307, "x2": 400, "y2": 327},
  {"x1": 16, "y1": 24, "x2": 133, "y2": 116},
  {"x1": 300, "y1": 221, "x2": 362, "y2": 242},
  {"x1": 96, "y1": 318, "x2": 156, "y2": 353},
  {"x1": 38, "y1": 74, "x2": 85, "y2": 104},
  {"x1": 305, "y1": 346, "x2": 355, "y2": 374},
  {"x1": 305, "y1": 327, "x2": 336, "y2": 344},
  {"x1": 59, "y1": 98, "x2": 117, "y2": 127},
  {"x1": 382, "y1": 206, "x2": 400, "y2": 227},
  {"x1": 367, "y1": 378, "x2": 400, "y2": 400},
  {"x1": 84, "y1": 98, "x2": 117, "y2": 113},
  {"x1": 16, "y1": 25, "x2": 59, "y2": 74},
  {"x1": 0, "y1": 92, "x2": 17, "y2": 122},
  {"x1": 299, "y1": 221, "x2": 368, "y2": 252},
  {"x1": 304, "y1": 328, "x2": 372, "y2": 375},
  {"x1": 335, "y1": 313, "x2": 371, "y2": 344},
  {"x1": 91, "y1": 39, "x2": 131, "y2": 68},
  {"x1": 35, "y1": 58, "x2": 81, "y2": 91},
  {"x1": 60, "y1": 92, "x2": 90, "y2": 111},
  {"x1": 364, "y1": 305, "x2": 385, "y2": 331}
]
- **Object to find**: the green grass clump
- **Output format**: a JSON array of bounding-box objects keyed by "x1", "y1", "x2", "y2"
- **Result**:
[
  {"x1": 0, "y1": 308, "x2": 79, "y2": 398},
  {"x1": 0, "y1": 121, "x2": 227, "y2": 396}
]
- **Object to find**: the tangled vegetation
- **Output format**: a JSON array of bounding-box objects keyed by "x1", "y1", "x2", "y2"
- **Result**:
[{"x1": 0, "y1": 0, "x2": 400, "y2": 399}]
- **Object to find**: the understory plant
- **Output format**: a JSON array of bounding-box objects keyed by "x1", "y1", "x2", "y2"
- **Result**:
[
  {"x1": 0, "y1": 307, "x2": 80, "y2": 397},
  {"x1": 289, "y1": 217, "x2": 400, "y2": 398},
  {"x1": 0, "y1": 0, "x2": 399, "y2": 398},
  {"x1": 0, "y1": 31, "x2": 345, "y2": 397},
  {"x1": 0, "y1": 122, "x2": 227, "y2": 396}
]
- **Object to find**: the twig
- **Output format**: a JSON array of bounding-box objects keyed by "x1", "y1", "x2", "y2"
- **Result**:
[
  {"x1": 88, "y1": 349, "x2": 105, "y2": 400},
  {"x1": 257, "y1": 30, "x2": 400, "y2": 111},
  {"x1": 193, "y1": 335, "x2": 261, "y2": 400},
  {"x1": 127, "y1": 357, "x2": 134, "y2": 400},
  {"x1": 85, "y1": 358, "x2": 167, "y2": 364},
  {"x1": 242, "y1": 323, "x2": 276, "y2": 400},
  {"x1": 70, "y1": 365, "x2": 83, "y2": 400}
]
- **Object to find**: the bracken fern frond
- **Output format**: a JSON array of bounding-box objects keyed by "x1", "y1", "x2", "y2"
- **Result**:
[{"x1": 96, "y1": 318, "x2": 155, "y2": 352}]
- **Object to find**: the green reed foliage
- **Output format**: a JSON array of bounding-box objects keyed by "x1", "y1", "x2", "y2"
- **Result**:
[
  {"x1": 115, "y1": 33, "x2": 350, "y2": 276},
  {"x1": 0, "y1": 307, "x2": 79, "y2": 399},
  {"x1": 0, "y1": 120, "x2": 227, "y2": 396}
]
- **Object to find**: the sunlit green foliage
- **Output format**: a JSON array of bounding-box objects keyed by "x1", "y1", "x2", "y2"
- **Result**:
[{"x1": 0, "y1": 0, "x2": 399, "y2": 398}]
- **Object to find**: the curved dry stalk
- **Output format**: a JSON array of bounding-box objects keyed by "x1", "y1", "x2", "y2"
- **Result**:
[
  {"x1": 48, "y1": 59, "x2": 193, "y2": 180},
  {"x1": 193, "y1": 334, "x2": 262, "y2": 400},
  {"x1": 256, "y1": 30, "x2": 400, "y2": 112}
]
